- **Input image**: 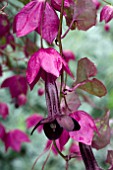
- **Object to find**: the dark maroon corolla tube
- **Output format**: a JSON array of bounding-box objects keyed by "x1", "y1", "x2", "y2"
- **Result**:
[
  {"x1": 31, "y1": 73, "x2": 80, "y2": 140},
  {"x1": 79, "y1": 142, "x2": 103, "y2": 170}
]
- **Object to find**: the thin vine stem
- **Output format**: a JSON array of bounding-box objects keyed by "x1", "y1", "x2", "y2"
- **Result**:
[
  {"x1": 61, "y1": 20, "x2": 74, "y2": 39},
  {"x1": 57, "y1": 0, "x2": 65, "y2": 102},
  {"x1": 0, "y1": 0, "x2": 8, "y2": 12},
  {"x1": 53, "y1": 140, "x2": 66, "y2": 160},
  {"x1": 57, "y1": 0, "x2": 64, "y2": 55},
  {"x1": 31, "y1": 142, "x2": 53, "y2": 170},
  {"x1": 40, "y1": 0, "x2": 47, "y2": 48},
  {"x1": 103, "y1": 0, "x2": 112, "y2": 5},
  {"x1": 66, "y1": 160, "x2": 69, "y2": 170},
  {"x1": 42, "y1": 147, "x2": 51, "y2": 170}
]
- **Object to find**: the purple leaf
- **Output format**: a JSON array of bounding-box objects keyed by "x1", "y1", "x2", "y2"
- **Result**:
[
  {"x1": 65, "y1": 0, "x2": 97, "y2": 31},
  {"x1": 106, "y1": 150, "x2": 113, "y2": 170},
  {"x1": 61, "y1": 91, "x2": 81, "y2": 114},
  {"x1": 68, "y1": 57, "x2": 107, "y2": 97},
  {"x1": 74, "y1": 0, "x2": 97, "y2": 30},
  {"x1": 78, "y1": 78, "x2": 107, "y2": 97},
  {"x1": 76, "y1": 57, "x2": 97, "y2": 83},
  {"x1": 92, "y1": 0, "x2": 101, "y2": 10},
  {"x1": 92, "y1": 111, "x2": 111, "y2": 150}
]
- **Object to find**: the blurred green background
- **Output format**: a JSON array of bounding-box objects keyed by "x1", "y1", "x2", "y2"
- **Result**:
[{"x1": 0, "y1": 0, "x2": 113, "y2": 170}]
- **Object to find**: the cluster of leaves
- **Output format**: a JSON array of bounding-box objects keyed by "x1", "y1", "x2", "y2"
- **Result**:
[{"x1": 0, "y1": 0, "x2": 113, "y2": 169}]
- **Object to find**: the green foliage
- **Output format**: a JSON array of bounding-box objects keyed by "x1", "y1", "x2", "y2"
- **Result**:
[{"x1": 1, "y1": 0, "x2": 113, "y2": 170}]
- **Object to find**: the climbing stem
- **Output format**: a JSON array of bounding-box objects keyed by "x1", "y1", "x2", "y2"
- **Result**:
[
  {"x1": 57, "y1": 0, "x2": 64, "y2": 55},
  {"x1": 103, "y1": 0, "x2": 112, "y2": 5},
  {"x1": 57, "y1": 0, "x2": 65, "y2": 102},
  {"x1": 53, "y1": 140, "x2": 66, "y2": 160}
]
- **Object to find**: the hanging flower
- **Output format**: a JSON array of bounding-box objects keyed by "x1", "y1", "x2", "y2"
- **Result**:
[
  {"x1": 13, "y1": 0, "x2": 59, "y2": 44},
  {"x1": 1, "y1": 75, "x2": 28, "y2": 107},
  {"x1": 30, "y1": 73, "x2": 80, "y2": 140},
  {"x1": 26, "y1": 48, "x2": 73, "y2": 89},
  {"x1": 3, "y1": 129, "x2": 30, "y2": 152},
  {"x1": 100, "y1": 5, "x2": 113, "y2": 23},
  {"x1": 63, "y1": 50, "x2": 75, "y2": 63},
  {"x1": 0, "y1": 123, "x2": 30, "y2": 152},
  {"x1": 0, "y1": 102, "x2": 9, "y2": 119}
]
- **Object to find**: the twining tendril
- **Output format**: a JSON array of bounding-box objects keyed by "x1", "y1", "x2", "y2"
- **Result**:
[{"x1": 0, "y1": 0, "x2": 8, "y2": 15}]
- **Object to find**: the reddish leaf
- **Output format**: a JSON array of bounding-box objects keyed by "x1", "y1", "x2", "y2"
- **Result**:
[
  {"x1": 65, "y1": 0, "x2": 97, "y2": 31},
  {"x1": 76, "y1": 57, "x2": 97, "y2": 83},
  {"x1": 92, "y1": 111, "x2": 111, "y2": 150},
  {"x1": 92, "y1": 0, "x2": 101, "y2": 10},
  {"x1": 74, "y1": 0, "x2": 97, "y2": 30},
  {"x1": 61, "y1": 91, "x2": 81, "y2": 114},
  {"x1": 106, "y1": 150, "x2": 113, "y2": 170},
  {"x1": 78, "y1": 78, "x2": 107, "y2": 97}
]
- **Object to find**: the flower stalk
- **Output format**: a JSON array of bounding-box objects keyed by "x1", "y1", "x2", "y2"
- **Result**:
[{"x1": 79, "y1": 142, "x2": 103, "y2": 170}]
